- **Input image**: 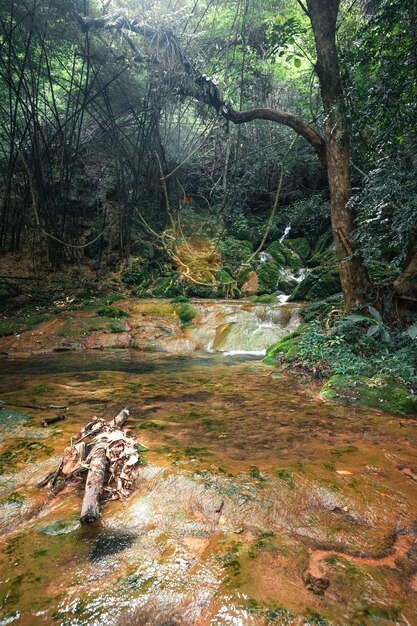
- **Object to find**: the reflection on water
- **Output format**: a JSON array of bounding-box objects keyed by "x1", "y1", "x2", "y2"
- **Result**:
[{"x1": 0, "y1": 352, "x2": 416, "y2": 625}]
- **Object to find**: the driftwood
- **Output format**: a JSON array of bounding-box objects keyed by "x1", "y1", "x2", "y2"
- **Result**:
[
  {"x1": 0, "y1": 400, "x2": 68, "y2": 411},
  {"x1": 39, "y1": 407, "x2": 143, "y2": 524},
  {"x1": 42, "y1": 415, "x2": 66, "y2": 427}
]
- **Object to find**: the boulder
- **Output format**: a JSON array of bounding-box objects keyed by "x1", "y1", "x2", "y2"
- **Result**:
[
  {"x1": 283, "y1": 238, "x2": 311, "y2": 263},
  {"x1": 321, "y1": 375, "x2": 417, "y2": 417}
]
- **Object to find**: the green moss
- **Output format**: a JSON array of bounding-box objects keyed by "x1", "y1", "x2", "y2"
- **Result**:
[
  {"x1": 109, "y1": 321, "x2": 125, "y2": 333},
  {"x1": 236, "y1": 266, "x2": 253, "y2": 289},
  {"x1": 96, "y1": 306, "x2": 129, "y2": 319},
  {"x1": 268, "y1": 241, "x2": 302, "y2": 269},
  {"x1": 174, "y1": 303, "x2": 198, "y2": 324},
  {"x1": 283, "y1": 238, "x2": 310, "y2": 262},
  {"x1": 0, "y1": 440, "x2": 53, "y2": 474},
  {"x1": 290, "y1": 267, "x2": 341, "y2": 301},
  {"x1": 258, "y1": 261, "x2": 280, "y2": 294},
  {"x1": 263, "y1": 336, "x2": 300, "y2": 364},
  {"x1": 185, "y1": 284, "x2": 214, "y2": 298},
  {"x1": 218, "y1": 237, "x2": 253, "y2": 269},
  {"x1": 314, "y1": 230, "x2": 333, "y2": 254},
  {"x1": 0, "y1": 492, "x2": 25, "y2": 507},
  {"x1": 0, "y1": 315, "x2": 48, "y2": 337},
  {"x1": 321, "y1": 375, "x2": 417, "y2": 417},
  {"x1": 307, "y1": 249, "x2": 337, "y2": 268},
  {"x1": 256, "y1": 294, "x2": 282, "y2": 303},
  {"x1": 170, "y1": 295, "x2": 189, "y2": 303}
]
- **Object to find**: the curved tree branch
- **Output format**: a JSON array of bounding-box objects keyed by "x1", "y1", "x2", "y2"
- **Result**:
[{"x1": 77, "y1": 11, "x2": 327, "y2": 168}]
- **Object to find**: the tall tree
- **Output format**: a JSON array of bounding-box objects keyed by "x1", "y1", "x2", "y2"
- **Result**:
[
  {"x1": 79, "y1": 0, "x2": 371, "y2": 310},
  {"x1": 306, "y1": 0, "x2": 370, "y2": 310}
]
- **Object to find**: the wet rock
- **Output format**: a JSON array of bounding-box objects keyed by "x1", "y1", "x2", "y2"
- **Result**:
[{"x1": 85, "y1": 332, "x2": 132, "y2": 350}]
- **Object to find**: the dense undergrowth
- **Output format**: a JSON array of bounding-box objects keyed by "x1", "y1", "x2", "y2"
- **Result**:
[{"x1": 266, "y1": 301, "x2": 417, "y2": 386}]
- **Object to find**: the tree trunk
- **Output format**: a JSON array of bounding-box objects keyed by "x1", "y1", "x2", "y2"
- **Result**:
[{"x1": 307, "y1": 0, "x2": 370, "y2": 311}]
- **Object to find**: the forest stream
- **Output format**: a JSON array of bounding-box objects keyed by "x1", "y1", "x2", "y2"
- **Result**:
[{"x1": 0, "y1": 300, "x2": 416, "y2": 626}]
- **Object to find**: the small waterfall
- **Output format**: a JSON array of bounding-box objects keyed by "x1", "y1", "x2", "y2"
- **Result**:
[
  {"x1": 259, "y1": 251, "x2": 272, "y2": 263},
  {"x1": 167, "y1": 300, "x2": 303, "y2": 356},
  {"x1": 279, "y1": 224, "x2": 291, "y2": 243}
]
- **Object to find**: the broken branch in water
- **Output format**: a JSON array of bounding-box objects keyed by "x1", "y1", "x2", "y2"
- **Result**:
[
  {"x1": 0, "y1": 400, "x2": 69, "y2": 411},
  {"x1": 41, "y1": 415, "x2": 66, "y2": 427},
  {"x1": 38, "y1": 407, "x2": 145, "y2": 524}
]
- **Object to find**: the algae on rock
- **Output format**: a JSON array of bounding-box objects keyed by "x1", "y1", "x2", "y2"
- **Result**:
[{"x1": 321, "y1": 375, "x2": 417, "y2": 417}]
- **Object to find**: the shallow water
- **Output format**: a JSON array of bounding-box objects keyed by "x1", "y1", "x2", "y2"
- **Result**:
[{"x1": 0, "y1": 351, "x2": 416, "y2": 625}]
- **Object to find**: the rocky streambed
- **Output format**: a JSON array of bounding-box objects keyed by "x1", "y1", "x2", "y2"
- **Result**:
[
  {"x1": 0, "y1": 299, "x2": 302, "y2": 358},
  {"x1": 0, "y1": 348, "x2": 416, "y2": 625}
]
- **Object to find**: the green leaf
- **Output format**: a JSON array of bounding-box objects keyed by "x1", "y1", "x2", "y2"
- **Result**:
[
  {"x1": 345, "y1": 314, "x2": 372, "y2": 324},
  {"x1": 294, "y1": 58, "x2": 301, "y2": 68},
  {"x1": 366, "y1": 324, "x2": 380, "y2": 337},
  {"x1": 136, "y1": 443, "x2": 149, "y2": 452},
  {"x1": 368, "y1": 306, "x2": 383, "y2": 325}
]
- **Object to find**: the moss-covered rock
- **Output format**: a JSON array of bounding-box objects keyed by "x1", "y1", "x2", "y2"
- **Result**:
[
  {"x1": 314, "y1": 230, "x2": 333, "y2": 254},
  {"x1": 262, "y1": 336, "x2": 301, "y2": 365},
  {"x1": 185, "y1": 284, "x2": 214, "y2": 298},
  {"x1": 321, "y1": 375, "x2": 417, "y2": 417},
  {"x1": 218, "y1": 237, "x2": 253, "y2": 270},
  {"x1": 289, "y1": 267, "x2": 341, "y2": 301},
  {"x1": 307, "y1": 249, "x2": 337, "y2": 269},
  {"x1": 96, "y1": 306, "x2": 129, "y2": 319},
  {"x1": 255, "y1": 292, "x2": 283, "y2": 303},
  {"x1": 267, "y1": 242, "x2": 302, "y2": 269},
  {"x1": 257, "y1": 261, "x2": 280, "y2": 294},
  {"x1": 237, "y1": 267, "x2": 253, "y2": 289},
  {"x1": 174, "y1": 303, "x2": 198, "y2": 324},
  {"x1": 283, "y1": 238, "x2": 310, "y2": 263},
  {"x1": 262, "y1": 325, "x2": 309, "y2": 365}
]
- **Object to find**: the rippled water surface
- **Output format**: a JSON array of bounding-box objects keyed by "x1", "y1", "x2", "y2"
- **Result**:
[{"x1": 0, "y1": 351, "x2": 416, "y2": 625}]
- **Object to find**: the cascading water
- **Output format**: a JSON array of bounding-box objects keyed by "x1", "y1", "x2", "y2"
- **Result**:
[
  {"x1": 164, "y1": 300, "x2": 302, "y2": 355},
  {"x1": 279, "y1": 224, "x2": 291, "y2": 242}
]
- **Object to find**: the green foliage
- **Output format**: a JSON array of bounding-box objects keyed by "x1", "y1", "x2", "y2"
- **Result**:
[
  {"x1": 96, "y1": 306, "x2": 129, "y2": 319},
  {"x1": 295, "y1": 318, "x2": 417, "y2": 387},
  {"x1": 351, "y1": 149, "x2": 417, "y2": 265},
  {"x1": 217, "y1": 237, "x2": 253, "y2": 270},
  {"x1": 282, "y1": 196, "x2": 331, "y2": 244}
]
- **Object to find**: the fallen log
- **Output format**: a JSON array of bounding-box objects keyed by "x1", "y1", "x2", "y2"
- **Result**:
[
  {"x1": 39, "y1": 407, "x2": 143, "y2": 524},
  {"x1": 80, "y1": 444, "x2": 107, "y2": 524}
]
